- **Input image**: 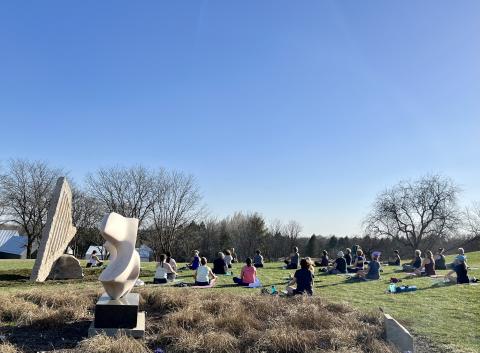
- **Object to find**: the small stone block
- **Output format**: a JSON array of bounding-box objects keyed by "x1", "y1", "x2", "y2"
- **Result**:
[
  {"x1": 94, "y1": 293, "x2": 139, "y2": 329},
  {"x1": 89, "y1": 311, "x2": 145, "y2": 338},
  {"x1": 384, "y1": 313, "x2": 414, "y2": 353}
]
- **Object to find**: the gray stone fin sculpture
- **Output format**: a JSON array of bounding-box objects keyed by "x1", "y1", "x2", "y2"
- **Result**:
[
  {"x1": 98, "y1": 212, "x2": 140, "y2": 300},
  {"x1": 48, "y1": 254, "x2": 84, "y2": 280},
  {"x1": 30, "y1": 177, "x2": 77, "y2": 282}
]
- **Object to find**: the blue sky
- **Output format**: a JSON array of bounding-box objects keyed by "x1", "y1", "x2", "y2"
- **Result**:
[{"x1": 0, "y1": 1, "x2": 479, "y2": 237}]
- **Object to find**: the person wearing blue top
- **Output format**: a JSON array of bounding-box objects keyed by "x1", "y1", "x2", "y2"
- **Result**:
[
  {"x1": 188, "y1": 250, "x2": 200, "y2": 270},
  {"x1": 357, "y1": 252, "x2": 381, "y2": 280}
]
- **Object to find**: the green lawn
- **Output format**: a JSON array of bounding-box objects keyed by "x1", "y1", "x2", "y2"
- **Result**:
[{"x1": 1, "y1": 252, "x2": 479, "y2": 352}]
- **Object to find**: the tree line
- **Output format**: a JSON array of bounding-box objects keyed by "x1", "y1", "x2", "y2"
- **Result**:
[{"x1": 0, "y1": 159, "x2": 478, "y2": 261}]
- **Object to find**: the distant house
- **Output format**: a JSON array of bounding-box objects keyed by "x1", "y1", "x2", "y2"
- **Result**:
[
  {"x1": 0, "y1": 230, "x2": 31, "y2": 259},
  {"x1": 137, "y1": 244, "x2": 153, "y2": 262},
  {"x1": 85, "y1": 245, "x2": 108, "y2": 260}
]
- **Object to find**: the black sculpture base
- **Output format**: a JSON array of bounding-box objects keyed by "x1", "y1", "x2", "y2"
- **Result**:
[{"x1": 89, "y1": 293, "x2": 145, "y2": 338}]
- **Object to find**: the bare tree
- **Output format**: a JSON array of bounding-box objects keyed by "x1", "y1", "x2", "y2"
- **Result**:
[
  {"x1": 463, "y1": 202, "x2": 480, "y2": 249},
  {"x1": 86, "y1": 165, "x2": 155, "y2": 226},
  {"x1": 149, "y1": 170, "x2": 204, "y2": 256},
  {"x1": 70, "y1": 186, "x2": 104, "y2": 257},
  {"x1": 0, "y1": 159, "x2": 62, "y2": 258},
  {"x1": 283, "y1": 220, "x2": 303, "y2": 248},
  {"x1": 365, "y1": 174, "x2": 461, "y2": 251}
]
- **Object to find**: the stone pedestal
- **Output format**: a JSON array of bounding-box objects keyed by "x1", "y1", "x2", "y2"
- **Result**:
[
  {"x1": 89, "y1": 293, "x2": 145, "y2": 338},
  {"x1": 384, "y1": 313, "x2": 414, "y2": 353}
]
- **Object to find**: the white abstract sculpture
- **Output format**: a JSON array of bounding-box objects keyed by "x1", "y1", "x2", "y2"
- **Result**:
[
  {"x1": 98, "y1": 212, "x2": 140, "y2": 300},
  {"x1": 30, "y1": 177, "x2": 77, "y2": 282}
]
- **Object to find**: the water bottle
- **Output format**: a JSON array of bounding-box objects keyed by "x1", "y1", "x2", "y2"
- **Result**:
[
  {"x1": 389, "y1": 283, "x2": 396, "y2": 293},
  {"x1": 271, "y1": 285, "x2": 277, "y2": 294}
]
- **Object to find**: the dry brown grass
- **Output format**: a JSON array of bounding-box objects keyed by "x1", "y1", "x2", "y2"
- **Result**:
[
  {"x1": 0, "y1": 342, "x2": 22, "y2": 353},
  {"x1": 1, "y1": 287, "x2": 396, "y2": 353},
  {"x1": 74, "y1": 334, "x2": 150, "y2": 353},
  {"x1": 139, "y1": 288, "x2": 396, "y2": 353},
  {"x1": 0, "y1": 288, "x2": 100, "y2": 328}
]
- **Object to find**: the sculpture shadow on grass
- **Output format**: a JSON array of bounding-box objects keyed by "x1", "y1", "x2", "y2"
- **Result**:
[{"x1": 3, "y1": 320, "x2": 91, "y2": 352}]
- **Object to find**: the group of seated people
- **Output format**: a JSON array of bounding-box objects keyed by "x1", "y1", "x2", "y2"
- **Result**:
[
  {"x1": 152, "y1": 245, "x2": 472, "y2": 288},
  {"x1": 400, "y1": 247, "x2": 470, "y2": 284}
]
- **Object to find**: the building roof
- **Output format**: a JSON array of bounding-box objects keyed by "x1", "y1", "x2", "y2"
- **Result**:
[
  {"x1": 0, "y1": 234, "x2": 28, "y2": 255},
  {"x1": 0, "y1": 230, "x2": 21, "y2": 248}
]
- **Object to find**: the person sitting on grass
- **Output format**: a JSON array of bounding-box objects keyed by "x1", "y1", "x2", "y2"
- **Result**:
[
  {"x1": 286, "y1": 258, "x2": 314, "y2": 296},
  {"x1": 315, "y1": 250, "x2": 330, "y2": 267},
  {"x1": 224, "y1": 249, "x2": 233, "y2": 269},
  {"x1": 305, "y1": 257, "x2": 315, "y2": 273},
  {"x1": 284, "y1": 246, "x2": 300, "y2": 269},
  {"x1": 166, "y1": 251, "x2": 177, "y2": 281},
  {"x1": 213, "y1": 252, "x2": 228, "y2": 275},
  {"x1": 347, "y1": 249, "x2": 365, "y2": 273},
  {"x1": 328, "y1": 251, "x2": 347, "y2": 274},
  {"x1": 402, "y1": 250, "x2": 422, "y2": 272},
  {"x1": 416, "y1": 250, "x2": 436, "y2": 276},
  {"x1": 449, "y1": 248, "x2": 468, "y2": 269},
  {"x1": 434, "y1": 248, "x2": 447, "y2": 270},
  {"x1": 446, "y1": 258, "x2": 469, "y2": 284},
  {"x1": 233, "y1": 258, "x2": 257, "y2": 286},
  {"x1": 387, "y1": 250, "x2": 401, "y2": 266},
  {"x1": 194, "y1": 257, "x2": 217, "y2": 286},
  {"x1": 344, "y1": 248, "x2": 352, "y2": 266},
  {"x1": 357, "y1": 252, "x2": 381, "y2": 280},
  {"x1": 154, "y1": 254, "x2": 176, "y2": 284},
  {"x1": 86, "y1": 250, "x2": 103, "y2": 268},
  {"x1": 188, "y1": 250, "x2": 200, "y2": 270},
  {"x1": 253, "y1": 250, "x2": 264, "y2": 268}
]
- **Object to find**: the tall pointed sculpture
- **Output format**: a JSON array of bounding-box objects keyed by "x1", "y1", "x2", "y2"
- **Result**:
[
  {"x1": 89, "y1": 212, "x2": 144, "y2": 338},
  {"x1": 30, "y1": 177, "x2": 77, "y2": 282},
  {"x1": 98, "y1": 212, "x2": 140, "y2": 299}
]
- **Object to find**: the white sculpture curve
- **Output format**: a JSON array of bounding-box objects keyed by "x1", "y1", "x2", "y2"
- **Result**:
[{"x1": 98, "y1": 212, "x2": 140, "y2": 300}]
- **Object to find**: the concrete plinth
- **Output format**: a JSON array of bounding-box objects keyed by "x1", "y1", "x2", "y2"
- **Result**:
[
  {"x1": 384, "y1": 313, "x2": 414, "y2": 353},
  {"x1": 88, "y1": 311, "x2": 145, "y2": 338}
]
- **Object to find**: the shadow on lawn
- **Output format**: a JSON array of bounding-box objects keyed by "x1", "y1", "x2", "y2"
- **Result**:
[{"x1": 2, "y1": 320, "x2": 90, "y2": 353}]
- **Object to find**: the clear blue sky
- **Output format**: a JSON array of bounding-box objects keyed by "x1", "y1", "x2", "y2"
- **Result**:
[{"x1": 1, "y1": 1, "x2": 479, "y2": 237}]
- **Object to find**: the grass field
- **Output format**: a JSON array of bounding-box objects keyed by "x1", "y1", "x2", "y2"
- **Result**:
[{"x1": 0, "y1": 252, "x2": 479, "y2": 353}]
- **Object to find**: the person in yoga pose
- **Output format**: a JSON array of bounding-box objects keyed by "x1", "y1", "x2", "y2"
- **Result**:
[
  {"x1": 188, "y1": 250, "x2": 201, "y2": 270},
  {"x1": 434, "y1": 248, "x2": 447, "y2": 270},
  {"x1": 154, "y1": 253, "x2": 177, "y2": 284},
  {"x1": 194, "y1": 257, "x2": 217, "y2": 286},
  {"x1": 328, "y1": 251, "x2": 347, "y2": 274},
  {"x1": 233, "y1": 258, "x2": 257, "y2": 286},
  {"x1": 286, "y1": 258, "x2": 314, "y2": 295},
  {"x1": 284, "y1": 246, "x2": 300, "y2": 269},
  {"x1": 212, "y1": 252, "x2": 228, "y2": 275},
  {"x1": 86, "y1": 250, "x2": 103, "y2": 268},
  {"x1": 387, "y1": 250, "x2": 401, "y2": 266},
  {"x1": 347, "y1": 249, "x2": 365, "y2": 273},
  {"x1": 224, "y1": 249, "x2": 233, "y2": 269},
  {"x1": 402, "y1": 249, "x2": 422, "y2": 272},
  {"x1": 253, "y1": 250, "x2": 264, "y2": 268},
  {"x1": 415, "y1": 250, "x2": 436, "y2": 276},
  {"x1": 344, "y1": 248, "x2": 352, "y2": 266},
  {"x1": 446, "y1": 258, "x2": 469, "y2": 284},
  {"x1": 357, "y1": 252, "x2": 381, "y2": 280},
  {"x1": 165, "y1": 251, "x2": 177, "y2": 281},
  {"x1": 315, "y1": 250, "x2": 329, "y2": 267}
]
